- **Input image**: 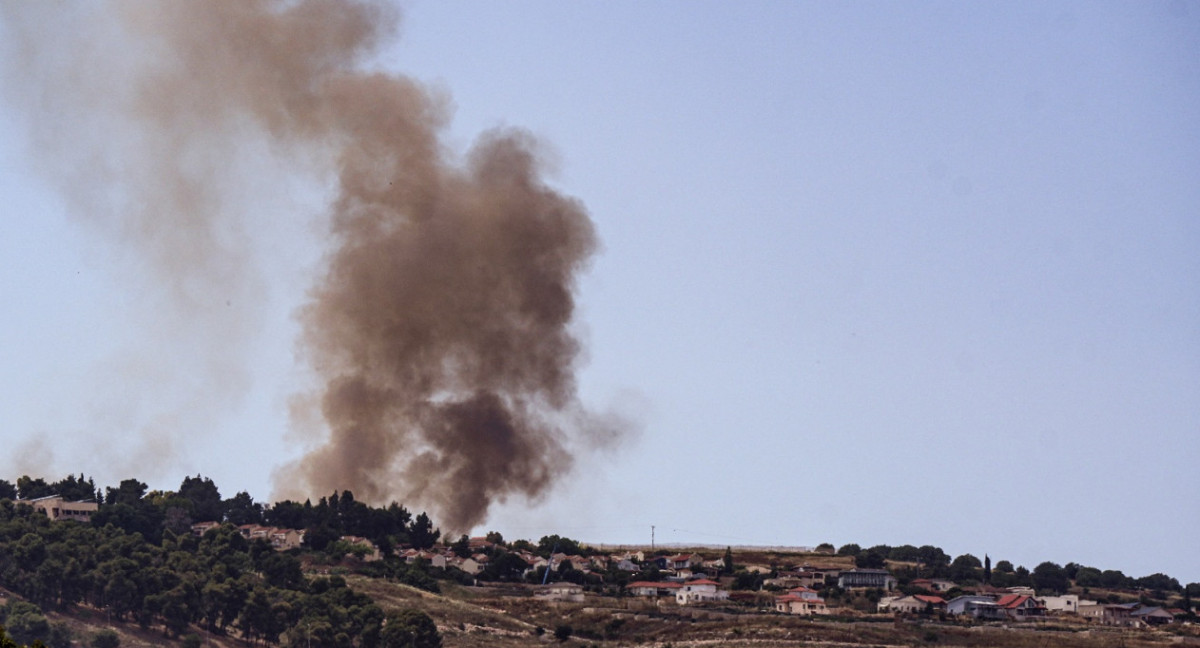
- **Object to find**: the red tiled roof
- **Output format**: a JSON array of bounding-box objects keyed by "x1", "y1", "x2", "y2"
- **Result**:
[
  {"x1": 914, "y1": 595, "x2": 946, "y2": 605},
  {"x1": 995, "y1": 594, "x2": 1040, "y2": 609}
]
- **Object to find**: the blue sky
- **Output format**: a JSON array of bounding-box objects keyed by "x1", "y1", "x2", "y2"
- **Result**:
[{"x1": 1, "y1": 1, "x2": 1197, "y2": 583}]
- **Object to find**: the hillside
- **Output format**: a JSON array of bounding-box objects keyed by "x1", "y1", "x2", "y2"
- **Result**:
[{"x1": 1, "y1": 475, "x2": 1197, "y2": 647}]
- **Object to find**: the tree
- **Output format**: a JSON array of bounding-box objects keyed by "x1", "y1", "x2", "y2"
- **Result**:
[
  {"x1": 1014, "y1": 565, "x2": 1032, "y2": 586},
  {"x1": 815, "y1": 542, "x2": 835, "y2": 554},
  {"x1": 1031, "y1": 562, "x2": 1069, "y2": 594},
  {"x1": 16, "y1": 476, "x2": 53, "y2": 500},
  {"x1": 0, "y1": 624, "x2": 28, "y2": 648},
  {"x1": 409, "y1": 513, "x2": 440, "y2": 550},
  {"x1": 1100, "y1": 569, "x2": 1129, "y2": 589},
  {"x1": 1064, "y1": 562, "x2": 1081, "y2": 580},
  {"x1": 949, "y1": 554, "x2": 982, "y2": 582},
  {"x1": 105, "y1": 479, "x2": 148, "y2": 506},
  {"x1": 482, "y1": 551, "x2": 529, "y2": 581},
  {"x1": 3, "y1": 600, "x2": 50, "y2": 646},
  {"x1": 47, "y1": 622, "x2": 73, "y2": 648},
  {"x1": 732, "y1": 570, "x2": 764, "y2": 591},
  {"x1": 537, "y1": 534, "x2": 582, "y2": 557},
  {"x1": 49, "y1": 474, "x2": 99, "y2": 502},
  {"x1": 836, "y1": 544, "x2": 861, "y2": 556},
  {"x1": 984, "y1": 555, "x2": 991, "y2": 584},
  {"x1": 178, "y1": 475, "x2": 223, "y2": 522},
  {"x1": 91, "y1": 629, "x2": 120, "y2": 648},
  {"x1": 553, "y1": 625, "x2": 573, "y2": 642},
  {"x1": 855, "y1": 550, "x2": 886, "y2": 569},
  {"x1": 380, "y1": 609, "x2": 441, "y2": 648},
  {"x1": 917, "y1": 546, "x2": 950, "y2": 572},
  {"x1": 451, "y1": 534, "x2": 471, "y2": 558},
  {"x1": 1136, "y1": 573, "x2": 1181, "y2": 592},
  {"x1": 1075, "y1": 566, "x2": 1103, "y2": 588},
  {"x1": 888, "y1": 545, "x2": 921, "y2": 562},
  {"x1": 723, "y1": 546, "x2": 735, "y2": 575}
]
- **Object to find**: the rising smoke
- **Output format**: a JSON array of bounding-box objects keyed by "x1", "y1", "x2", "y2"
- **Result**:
[{"x1": 1, "y1": 1, "x2": 611, "y2": 532}]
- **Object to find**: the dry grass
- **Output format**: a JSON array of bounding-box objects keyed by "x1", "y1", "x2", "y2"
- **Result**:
[
  {"x1": 340, "y1": 578, "x2": 1199, "y2": 648},
  {"x1": 11, "y1": 578, "x2": 1197, "y2": 648}
]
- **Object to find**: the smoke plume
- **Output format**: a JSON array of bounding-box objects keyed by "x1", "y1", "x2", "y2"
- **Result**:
[{"x1": 1, "y1": 1, "x2": 607, "y2": 531}]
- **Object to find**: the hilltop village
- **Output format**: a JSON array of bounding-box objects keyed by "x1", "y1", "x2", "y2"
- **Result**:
[{"x1": 1, "y1": 475, "x2": 1197, "y2": 648}]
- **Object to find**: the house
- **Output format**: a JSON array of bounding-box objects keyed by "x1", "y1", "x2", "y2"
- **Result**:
[
  {"x1": 611, "y1": 558, "x2": 639, "y2": 572},
  {"x1": 791, "y1": 568, "x2": 832, "y2": 589},
  {"x1": 339, "y1": 536, "x2": 381, "y2": 561},
  {"x1": 995, "y1": 594, "x2": 1045, "y2": 620},
  {"x1": 27, "y1": 495, "x2": 98, "y2": 523},
  {"x1": 647, "y1": 555, "x2": 671, "y2": 570},
  {"x1": 467, "y1": 537, "x2": 495, "y2": 550},
  {"x1": 667, "y1": 553, "x2": 703, "y2": 570},
  {"x1": 238, "y1": 524, "x2": 273, "y2": 541},
  {"x1": 946, "y1": 595, "x2": 1005, "y2": 620},
  {"x1": 763, "y1": 576, "x2": 805, "y2": 589},
  {"x1": 675, "y1": 579, "x2": 729, "y2": 605},
  {"x1": 1080, "y1": 602, "x2": 1140, "y2": 626},
  {"x1": 190, "y1": 521, "x2": 222, "y2": 536},
  {"x1": 626, "y1": 581, "x2": 682, "y2": 597},
  {"x1": 837, "y1": 569, "x2": 897, "y2": 591},
  {"x1": 537, "y1": 582, "x2": 585, "y2": 602},
  {"x1": 785, "y1": 586, "x2": 821, "y2": 600},
  {"x1": 620, "y1": 551, "x2": 645, "y2": 563},
  {"x1": 567, "y1": 556, "x2": 592, "y2": 572},
  {"x1": 886, "y1": 595, "x2": 947, "y2": 614},
  {"x1": 1131, "y1": 606, "x2": 1175, "y2": 625},
  {"x1": 775, "y1": 592, "x2": 830, "y2": 616},
  {"x1": 519, "y1": 552, "x2": 549, "y2": 571},
  {"x1": 269, "y1": 528, "x2": 305, "y2": 551},
  {"x1": 451, "y1": 557, "x2": 483, "y2": 575},
  {"x1": 1037, "y1": 594, "x2": 1081, "y2": 614},
  {"x1": 404, "y1": 549, "x2": 448, "y2": 569}
]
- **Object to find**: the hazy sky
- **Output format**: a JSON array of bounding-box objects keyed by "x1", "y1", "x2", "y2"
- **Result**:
[{"x1": 1, "y1": 1, "x2": 1197, "y2": 584}]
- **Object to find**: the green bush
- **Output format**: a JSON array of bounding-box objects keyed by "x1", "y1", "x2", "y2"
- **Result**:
[{"x1": 91, "y1": 629, "x2": 120, "y2": 648}]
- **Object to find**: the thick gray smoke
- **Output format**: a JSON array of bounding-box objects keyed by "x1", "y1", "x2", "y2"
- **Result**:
[{"x1": 1, "y1": 1, "x2": 609, "y2": 531}]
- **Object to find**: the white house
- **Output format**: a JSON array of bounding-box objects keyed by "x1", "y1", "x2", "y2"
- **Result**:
[
  {"x1": 1038, "y1": 594, "x2": 1082, "y2": 614},
  {"x1": 885, "y1": 595, "x2": 947, "y2": 614},
  {"x1": 675, "y1": 579, "x2": 729, "y2": 605}
]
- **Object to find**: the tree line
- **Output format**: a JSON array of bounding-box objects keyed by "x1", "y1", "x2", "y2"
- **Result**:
[
  {"x1": 0, "y1": 474, "x2": 440, "y2": 554},
  {"x1": 0, "y1": 474, "x2": 443, "y2": 647},
  {"x1": 828, "y1": 542, "x2": 1193, "y2": 600}
]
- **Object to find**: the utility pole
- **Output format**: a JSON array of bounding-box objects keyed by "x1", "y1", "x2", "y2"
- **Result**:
[{"x1": 651, "y1": 525, "x2": 655, "y2": 551}]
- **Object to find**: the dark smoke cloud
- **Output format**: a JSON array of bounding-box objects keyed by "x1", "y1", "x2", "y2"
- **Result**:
[{"x1": 2, "y1": 1, "x2": 611, "y2": 530}]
